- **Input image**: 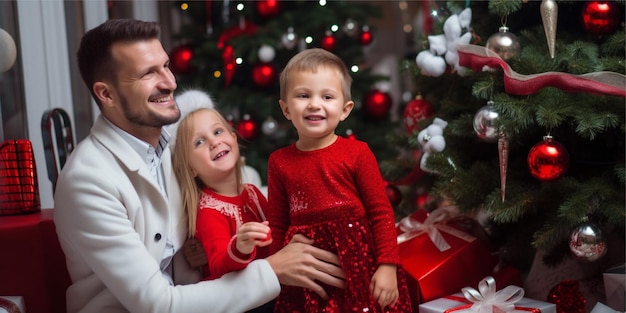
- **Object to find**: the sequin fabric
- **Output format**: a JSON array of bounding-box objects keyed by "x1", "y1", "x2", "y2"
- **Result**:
[{"x1": 267, "y1": 137, "x2": 412, "y2": 313}]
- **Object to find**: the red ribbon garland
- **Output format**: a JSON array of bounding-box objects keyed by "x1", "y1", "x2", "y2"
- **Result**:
[
  {"x1": 457, "y1": 44, "x2": 626, "y2": 98},
  {"x1": 217, "y1": 20, "x2": 258, "y2": 87}
]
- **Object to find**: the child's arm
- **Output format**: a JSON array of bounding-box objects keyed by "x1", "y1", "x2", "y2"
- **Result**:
[
  {"x1": 354, "y1": 144, "x2": 402, "y2": 308},
  {"x1": 196, "y1": 208, "x2": 254, "y2": 279},
  {"x1": 266, "y1": 153, "x2": 290, "y2": 254},
  {"x1": 354, "y1": 144, "x2": 402, "y2": 265}
]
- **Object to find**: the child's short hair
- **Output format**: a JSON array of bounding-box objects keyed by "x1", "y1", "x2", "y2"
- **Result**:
[{"x1": 279, "y1": 48, "x2": 352, "y2": 101}]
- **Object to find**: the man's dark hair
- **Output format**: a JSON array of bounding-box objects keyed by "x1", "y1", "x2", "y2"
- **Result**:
[{"x1": 77, "y1": 19, "x2": 161, "y2": 106}]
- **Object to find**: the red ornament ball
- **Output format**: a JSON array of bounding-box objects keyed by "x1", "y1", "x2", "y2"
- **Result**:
[
  {"x1": 256, "y1": 0, "x2": 280, "y2": 18},
  {"x1": 363, "y1": 90, "x2": 392, "y2": 120},
  {"x1": 251, "y1": 63, "x2": 276, "y2": 88},
  {"x1": 527, "y1": 136, "x2": 569, "y2": 181},
  {"x1": 170, "y1": 44, "x2": 194, "y2": 74},
  {"x1": 385, "y1": 184, "x2": 402, "y2": 207},
  {"x1": 360, "y1": 28, "x2": 373, "y2": 45},
  {"x1": 403, "y1": 95, "x2": 434, "y2": 134},
  {"x1": 321, "y1": 33, "x2": 336, "y2": 51},
  {"x1": 581, "y1": 1, "x2": 621, "y2": 37},
  {"x1": 237, "y1": 115, "x2": 258, "y2": 140},
  {"x1": 345, "y1": 129, "x2": 357, "y2": 140},
  {"x1": 415, "y1": 193, "x2": 431, "y2": 210}
]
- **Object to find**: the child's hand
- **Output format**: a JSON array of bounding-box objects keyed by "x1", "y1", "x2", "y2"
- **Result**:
[
  {"x1": 370, "y1": 264, "x2": 399, "y2": 309},
  {"x1": 182, "y1": 236, "x2": 208, "y2": 268},
  {"x1": 235, "y1": 221, "x2": 272, "y2": 254}
]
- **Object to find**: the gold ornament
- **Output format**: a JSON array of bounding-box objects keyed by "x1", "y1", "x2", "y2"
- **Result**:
[{"x1": 540, "y1": 0, "x2": 558, "y2": 59}]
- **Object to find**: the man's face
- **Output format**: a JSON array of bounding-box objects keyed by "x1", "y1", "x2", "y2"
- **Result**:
[{"x1": 104, "y1": 38, "x2": 180, "y2": 132}]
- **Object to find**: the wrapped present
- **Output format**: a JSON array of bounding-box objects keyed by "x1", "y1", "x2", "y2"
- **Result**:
[
  {"x1": 397, "y1": 207, "x2": 499, "y2": 305},
  {"x1": 590, "y1": 302, "x2": 620, "y2": 313},
  {"x1": 603, "y1": 264, "x2": 625, "y2": 311},
  {"x1": 0, "y1": 296, "x2": 25, "y2": 313},
  {"x1": 418, "y1": 276, "x2": 557, "y2": 313}
]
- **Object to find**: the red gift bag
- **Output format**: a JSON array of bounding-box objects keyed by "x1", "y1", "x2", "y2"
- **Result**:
[{"x1": 0, "y1": 139, "x2": 41, "y2": 215}]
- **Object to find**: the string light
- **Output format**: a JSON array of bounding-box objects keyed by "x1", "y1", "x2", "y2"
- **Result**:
[
  {"x1": 330, "y1": 24, "x2": 339, "y2": 32},
  {"x1": 305, "y1": 36, "x2": 313, "y2": 44},
  {"x1": 236, "y1": 3, "x2": 244, "y2": 11},
  {"x1": 319, "y1": 0, "x2": 327, "y2": 6},
  {"x1": 213, "y1": 70, "x2": 222, "y2": 78},
  {"x1": 350, "y1": 65, "x2": 359, "y2": 73},
  {"x1": 180, "y1": 2, "x2": 189, "y2": 10}
]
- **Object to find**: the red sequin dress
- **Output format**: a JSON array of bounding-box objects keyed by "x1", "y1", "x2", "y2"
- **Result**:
[
  {"x1": 267, "y1": 137, "x2": 412, "y2": 313},
  {"x1": 196, "y1": 184, "x2": 270, "y2": 280}
]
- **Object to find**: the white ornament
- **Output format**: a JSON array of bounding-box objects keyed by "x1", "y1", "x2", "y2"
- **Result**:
[
  {"x1": 416, "y1": 50, "x2": 446, "y2": 77},
  {"x1": 258, "y1": 44, "x2": 276, "y2": 63},
  {"x1": 417, "y1": 117, "x2": 448, "y2": 173},
  {"x1": 0, "y1": 28, "x2": 17, "y2": 72},
  {"x1": 415, "y1": 8, "x2": 472, "y2": 77}
]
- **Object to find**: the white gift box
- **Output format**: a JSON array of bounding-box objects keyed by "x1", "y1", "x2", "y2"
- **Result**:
[
  {"x1": 590, "y1": 302, "x2": 620, "y2": 313},
  {"x1": 0, "y1": 296, "x2": 25, "y2": 313},
  {"x1": 419, "y1": 276, "x2": 556, "y2": 313},
  {"x1": 419, "y1": 293, "x2": 556, "y2": 313},
  {"x1": 603, "y1": 264, "x2": 625, "y2": 312}
]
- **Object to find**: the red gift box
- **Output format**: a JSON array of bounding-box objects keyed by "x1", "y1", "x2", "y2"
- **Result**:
[{"x1": 397, "y1": 208, "x2": 499, "y2": 307}]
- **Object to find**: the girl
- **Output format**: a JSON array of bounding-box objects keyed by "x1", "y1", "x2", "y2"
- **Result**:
[
  {"x1": 267, "y1": 48, "x2": 412, "y2": 312},
  {"x1": 173, "y1": 107, "x2": 273, "y2": 312}
]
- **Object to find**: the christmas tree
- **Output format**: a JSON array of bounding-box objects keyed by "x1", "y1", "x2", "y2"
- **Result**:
[
  {"x1": 170, "y1": 0, "x2": 399, "y2": 181},
  {"x1": 385, "y1": 0, "x2": 624, "y2": 303}
]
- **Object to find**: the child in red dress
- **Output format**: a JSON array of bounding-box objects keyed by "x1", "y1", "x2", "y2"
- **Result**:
[
  {"x1": 267, "y1": 48, "x2": 412, "y2": 313},
  {"x1": 173, "y1": 106, "x2": 273, "y2": 312}
]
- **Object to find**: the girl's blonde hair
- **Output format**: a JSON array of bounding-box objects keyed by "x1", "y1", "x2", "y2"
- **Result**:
[
  {"x1": 172, "y1": 107, "x2": 244, "y2": 237},
  {"x1": 279, "y1": 48, "x2": 352, "y2": 101}
]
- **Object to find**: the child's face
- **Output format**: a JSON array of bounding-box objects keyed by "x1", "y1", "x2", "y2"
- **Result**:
[
  {"x1": 186, "y1": 110, "x2": 239, "y2": 188},
  {"x1": 279, "y1": 66, "x2": 354, "y2": 150}
]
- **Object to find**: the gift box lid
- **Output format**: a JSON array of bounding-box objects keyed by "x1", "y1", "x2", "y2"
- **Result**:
[{"x1": 0, "y1": 296, "x2": 25, "y2": 313}]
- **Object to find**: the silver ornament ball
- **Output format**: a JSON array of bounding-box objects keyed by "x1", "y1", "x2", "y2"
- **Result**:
[
  {"x1": 486, "y1": 26, "x2": 521, "y2": 60},
  {"x1": 342, "y1": 19, "x2": 359, "y2": 37},
  {"x1": 569, "y1": 220, "x2": 607, "y2": 262},
  {"x1": 281, "y1": 27, "x2": 298, "y2": 50},
  {"x1": 473, "y1": 102, "x2": 500, "y2": 142},
  {"x1": 261, "y1": 117, "x2": 278, "y2": 135}
]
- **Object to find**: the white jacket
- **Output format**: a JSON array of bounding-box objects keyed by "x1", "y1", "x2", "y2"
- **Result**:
[{"x1": 54, "y1": 115, "x2": 279, "y2": 313}]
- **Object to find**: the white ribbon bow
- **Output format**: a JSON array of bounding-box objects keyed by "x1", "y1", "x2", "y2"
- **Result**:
[
  {"x1": 396, "y1": 206, "x2": 474, "y2": 251},
  {"x1": 461, "y1": 276, "x2": 525, "y2": 313}
]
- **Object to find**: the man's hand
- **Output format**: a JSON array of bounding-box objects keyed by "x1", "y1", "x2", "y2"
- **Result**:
[
  {"x1": 182, "y1": 237, "x2": 208, "y2": 269},
  {"x1": 265, "y1": 234, "x2": 345, "y2": 300}
]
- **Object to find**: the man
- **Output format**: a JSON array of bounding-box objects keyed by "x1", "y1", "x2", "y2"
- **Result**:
[{"x1": 54, "y1": 19, "x2": 345, "y2": 313}]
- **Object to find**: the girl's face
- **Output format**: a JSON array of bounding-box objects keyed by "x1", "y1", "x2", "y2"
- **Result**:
[
  {"x1": 279, "y1": 66, "x2": 354, "y2": 151},
  {"x1": 186, "y1": 110, "x2": 239, "y2": 189}
]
